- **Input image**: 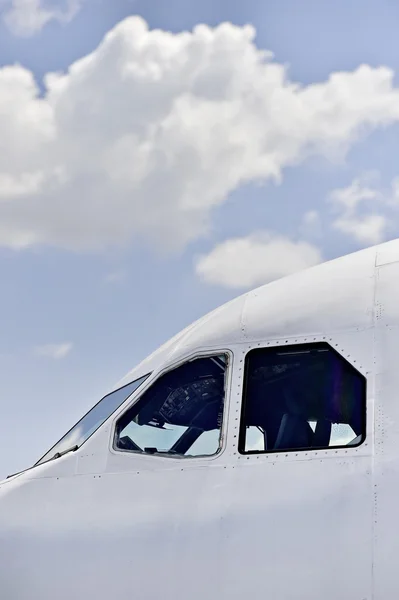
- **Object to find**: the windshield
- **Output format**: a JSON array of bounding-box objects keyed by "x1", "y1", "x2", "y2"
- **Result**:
[{"x1": 35, "y1": 373, "x2": 150, "y2": 466}]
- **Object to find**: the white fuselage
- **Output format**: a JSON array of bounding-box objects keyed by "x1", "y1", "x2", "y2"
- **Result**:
[{"x1": 1, "y1": 239, "x2": 399, "y2": 599}]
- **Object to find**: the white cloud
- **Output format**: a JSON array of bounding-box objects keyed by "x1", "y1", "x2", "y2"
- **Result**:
[
  {"x1": 34, "y1": 342, "x2": 73, "y2": 359},
  {"x1": 104, "y1": 269, "x2": 127, "y2": 284},
  {"x1": 300, "y1": 210, "x2": 322, "y2": 238},
  {"x1": 2, "y1": 0, "x2": 82, "y2": 36},
  {"x1": 332, "y1": 213, "x2": 387, "y2": 245},
  {"x1": 1, "y1": 18, "x2": 399, "y2": 252},
  {"x1": 391, "y1": 177, "x2": 399, "y2": 205},
  {"x1": 329, "y1": 176, "x2": 380, "y2": 212},
  {"x1": 195, "y1": 233, "x2": 323, "y2": 289},
  {"x1": 329, "y1": 175, "x2": 388, "y2": 244},
  {"x1": 302, "y1": 210, "x2": 320, "y2": 227}
]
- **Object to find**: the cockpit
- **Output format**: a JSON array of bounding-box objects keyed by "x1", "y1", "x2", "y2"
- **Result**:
[{"x1": 32, "y1": 340, "x2": 365, "y2": 471}]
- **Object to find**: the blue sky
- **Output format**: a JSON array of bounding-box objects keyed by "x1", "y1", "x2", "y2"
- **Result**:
[{"x1": 1, "y1": 0, "x2": 399, "y2": 478}]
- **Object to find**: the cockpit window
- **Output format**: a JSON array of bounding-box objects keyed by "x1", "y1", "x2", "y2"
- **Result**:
[
  {"x1": 114, "y1": 354, "x2": 227, "y2": 457},
  {"x1": 239, "y1": 343, "x2": 366, "y2": 454},
  {"x1": 35, "y1": 374, "x2": 150, "y2": 466}
]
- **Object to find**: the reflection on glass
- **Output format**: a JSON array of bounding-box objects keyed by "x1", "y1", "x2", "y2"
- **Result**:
[{"x1": 35, "y1": 374, "x2": 150, "y2": 466}]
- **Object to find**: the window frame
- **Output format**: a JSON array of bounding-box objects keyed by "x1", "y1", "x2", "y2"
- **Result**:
[
  {"x1": 238, "y1": 341, "x2": 367, "y2": 456},
  {"x1": 111, "y1": 349, "x2": 233, "y2": 461}
]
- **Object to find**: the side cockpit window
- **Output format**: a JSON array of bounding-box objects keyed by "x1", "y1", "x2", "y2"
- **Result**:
[
  {"x1": 115, "y1": 354, "x2": 227, "y2": 457},
  {"x1": 239, "y1": 343, "x2": 366, "y2": 454}
]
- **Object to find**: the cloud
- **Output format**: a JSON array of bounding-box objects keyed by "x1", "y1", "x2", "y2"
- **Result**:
[
  {"x1": 302, "y1": 210, "x2": 320, "y2": 227},
  {"x1": 195, "y1": 233, "x2": 323, "y2": 289},
  {"x1": 329, "y1": 176, "x2": 380, "y2": 211},
  {"x1": 391, "y1": 177, "x2": 399, "y2": 204},
  {"x1": 329, "y1": 175, "x2": 388, "y2": 244},
  {"x1": 2, "y1": 0, "x2": 82, "y2": 36},
  {"x1": 332, "y1": 213, "x2": 387, "y2": 245},
  {"x1": 34, "y1": 342, "x2": 73, "y2": 359},
  {"x1": 300, "y1": 210, "x2": 322, "y2": 238},
  {"x1": 1, "y1": 18, "x2": 399, "y2": 253},
  {"x1": 104, "y1": 269, "x2": 127, "y2": 284}
]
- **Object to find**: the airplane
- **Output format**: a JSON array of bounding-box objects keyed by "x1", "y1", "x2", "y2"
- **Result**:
[{"x1": 1, "y1": 236, "x2": 398, "y2": 599}]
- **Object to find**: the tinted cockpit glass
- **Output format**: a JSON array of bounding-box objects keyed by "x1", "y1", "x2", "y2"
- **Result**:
[
  {"x1": 35, "y1": 374, "x2": 150, "y2": 466},
  {"x1": 115, "y1": 355, "x2": 227, "y2": 457},
  {"x1": 239, "y1": 343, "x2": 366, "y2": 454}
]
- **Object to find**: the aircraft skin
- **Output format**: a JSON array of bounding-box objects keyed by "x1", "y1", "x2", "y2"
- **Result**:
[{"x1": 1, "y1": 238, "x2": 399, "y2": 599}]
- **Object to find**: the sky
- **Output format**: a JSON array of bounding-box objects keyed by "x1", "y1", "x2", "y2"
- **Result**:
[{"x1": 1, "y1": 0, "x2": 399, "y2": 479}]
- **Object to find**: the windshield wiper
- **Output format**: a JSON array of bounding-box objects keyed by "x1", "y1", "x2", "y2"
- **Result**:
[
  {"x1": 5, "y1": 445, "x2": 79, "y2": 480},
  {"x1": 51, "y1": 445, "x2": 79, "y2": 460}
]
